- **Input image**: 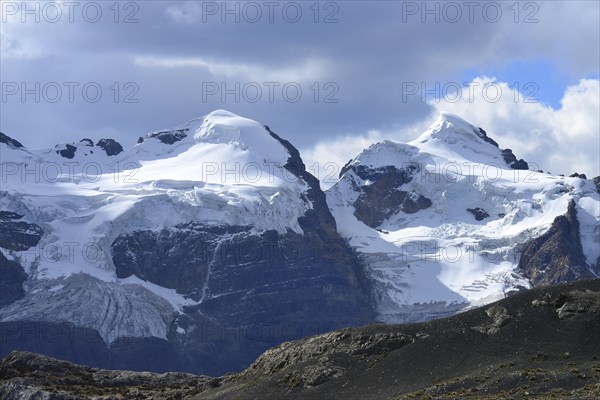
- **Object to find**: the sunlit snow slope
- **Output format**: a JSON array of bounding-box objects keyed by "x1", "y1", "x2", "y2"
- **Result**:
[{"x1": 326, "y1": 113, "x2": 600, "y2": 323}]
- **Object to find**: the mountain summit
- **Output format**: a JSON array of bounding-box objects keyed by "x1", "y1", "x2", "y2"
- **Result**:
[{"x1": 410, "y1": 112, "x2": 529, "y2": 169}]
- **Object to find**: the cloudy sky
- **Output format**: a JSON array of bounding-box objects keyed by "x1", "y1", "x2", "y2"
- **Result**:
[{"x1": 1, "y1": 0, "x2": 599, "y2": 183}]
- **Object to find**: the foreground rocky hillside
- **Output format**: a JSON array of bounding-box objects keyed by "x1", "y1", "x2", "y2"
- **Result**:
[{"x1": 2, "y1": 279, "x2": 599, "y2": 399}]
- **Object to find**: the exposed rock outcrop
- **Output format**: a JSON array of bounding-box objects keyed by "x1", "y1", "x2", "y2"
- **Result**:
[
  {"x1": 475, "y1": 127, "x2": 500, "y2": 147},
  {"x1": 347, "y1": 164, "x2": 432, "y2": 228},
  {"x1": 96, "y1": 138, "x2": 123, "y2": 156},
  {"x1": 0, "y1": 214, "x2": 43, "y2": 251},
  {"x1": 0, "y1": 253, "x2": 27, "y2": 306},
  {"x1": 470, "y1": 128, "x2": 528, "y2": 170},
  {"x1": 466, "y1": 207, "x2": 490, "y2": 221},
  {"x1": 55, "y1": 144, "x2": 77, "y2": 159},
  {"x1": 112, "y1": 224, "x2": 249, "y2": 296},
  {"x1": 501, "y1": 148, "x2": 529, "y2": 170},
  {"x1": 555, "y1": 289, "x2": 600, "y2": 319},
  {"x1": 570, "y1": 172, "x2": 588, "y2": 179},
  {"x1": 471, "y1": 305, "x2": 512, "y2": 334},
  {"x1": 0, "y1": 212, "x2": 42, "y2": 306},
  {"x1": 0, "y1": 132, "x2": 24, "y2": 149},
  {"x1": 143, "y1": 128, "x2": 189, "y2": 144},
  {"x1": 518, "y1": 200, "x2": 595, "y2": 286}
]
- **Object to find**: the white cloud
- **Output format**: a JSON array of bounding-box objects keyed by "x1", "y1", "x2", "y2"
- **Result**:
[
  {"x1": 0, "y1": 26, "x2": 44, "y2": 60},
  {"x1": 133, "y1": 56, "x2": 330, "y2": 83},
  {"x1": 432, "y1": 77, "x2": 599, "y2": 177}
]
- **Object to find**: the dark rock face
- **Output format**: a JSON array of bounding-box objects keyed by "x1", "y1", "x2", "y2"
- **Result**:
[
  {"x1": 144, "y1": 128, "x2": 189, "y2": 145},
  {"x1": 96, "y1": 139, "x2": 124, "y2": 156},
  {"x1": 569, "y1": 172, "x2": 587, "y2": 180},
  {"x1": 511, "y1": 159, "x2": 529, "y2": 170},
  {"x1": 501, "y1": 149, "x2": 529, "y2": 170},
  {"x1": 353, "y1": 165, "x2": 415, "y2": 186},
  {"x1": 518, "y1": 200, "x2": 595, "y2": 286},
  {"x1": 473, "y1": 126, "x2": 528, "y2": 170},
  {"x1": 594, "y1": 176, "x2": 600, "y2": 194},
  {"x1": 0, "y1": 212, "x2": 23, "y2": 221},
  {"x1": 466, "y1": 207, "x2": 490, "y2": 221},
  {"x1": 79, "y1": 138, "x2": 94, "y2": 147},
  {"x1": 0, "y1": 132, "x2": 24, "y2": 149},
  {"x1": 475, "y1": 127, "x2": 499, "y2": 147},
  {"x1": 0, "y1": 217, "x2": 43, "y2": 251},
  {"x1": 112, "y1": 224, "x2": 250, "y2": 297},
  {"x1": 0, "y1": 253, "x2": 27, "y2": 306},
  {"x1": 344, "y1": 164, "x2": 432, "y2": 228},
  {"x1": 501, "y1": 149, "x2": 517, "y2": 164},
  {"x1": 339, "y1": 159, "x2": 354, "y2": 178},
  {"x1": 55, "y1": 144, "x2": 77, "y2": 159},
  {"x1": 265, "y1": 125, "x2": 342, "y2": 234},
  {"x1": 355, "y1": 190, "x2": 432, "y2": 228},
  {"x1": 0, "y1": 213, "x2": 42, "y2": 306}
]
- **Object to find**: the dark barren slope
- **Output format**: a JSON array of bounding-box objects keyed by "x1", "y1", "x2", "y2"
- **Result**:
[{"x1": 1, "y1": 279, "x2": 599, "y2": 400}]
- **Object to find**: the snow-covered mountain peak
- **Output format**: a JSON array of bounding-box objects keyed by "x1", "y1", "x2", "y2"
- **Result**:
[
  {"x1": 415, "y1": 112, "x2": 484, "y2": 143},
  {"x1": 340, "y1": 112, "x2": 516, "y2": 179},
  {"x1": 434, "y1": 111, "x2": 478, "y2": 132},
  {"x1": 409, "y1": 112, "x2": 507, "y2": 165},
  {"x1": 131, "y1": 110, "x2": 291, "y2": 170},
  {"x1": 194, "y1": 109, "x2": 289, "y2": 158}
]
